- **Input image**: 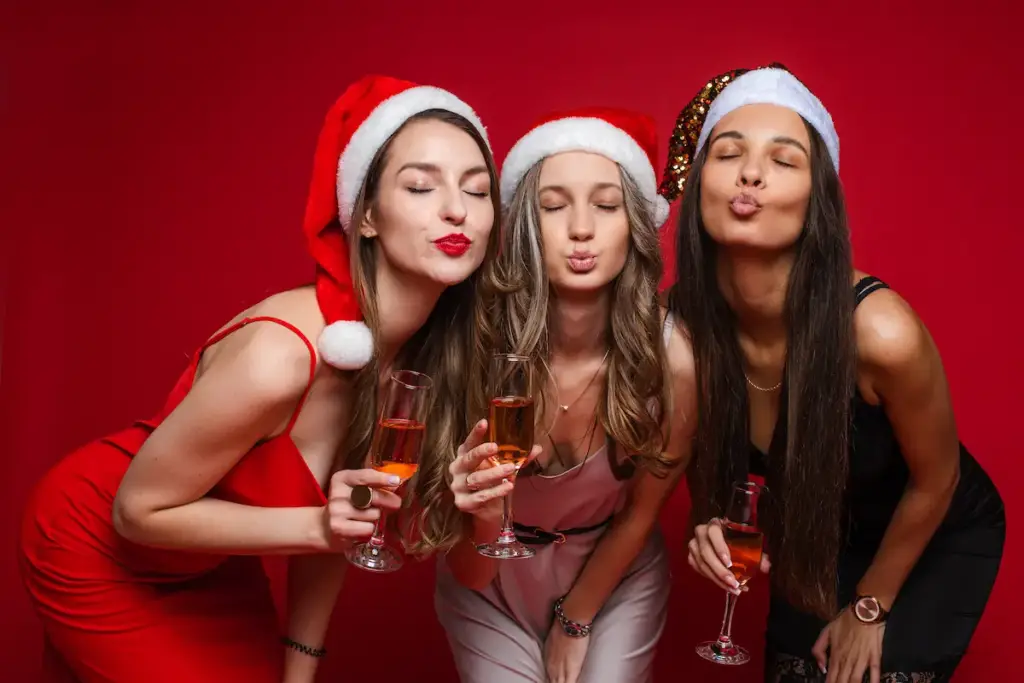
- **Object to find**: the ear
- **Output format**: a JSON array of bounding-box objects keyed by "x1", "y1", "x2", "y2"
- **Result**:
[{"x1": 358, "y1": 207, "x2": 377, "y2": 239}]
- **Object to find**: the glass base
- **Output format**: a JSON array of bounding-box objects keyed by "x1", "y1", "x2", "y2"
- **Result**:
[
  {"x1": 345, "y1": 541, "x2": 403, "y2": 573},
  {"x1": 696, "y1": 638, "x2": 750, "y2": 665},
  {"x1": 475, "y1": 532, "x2": 535, "y2": 559}
]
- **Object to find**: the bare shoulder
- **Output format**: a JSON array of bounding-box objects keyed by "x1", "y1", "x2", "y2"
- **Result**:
[
  {"x1": 852, "y1": 276, "x2": 931, "y2": 374},
  {"x1": 660, "y1": 306, "x2": 697, "y2": 397},
  {"x1": 198, "y1": 287, "x2": 324, "y2": 403}
]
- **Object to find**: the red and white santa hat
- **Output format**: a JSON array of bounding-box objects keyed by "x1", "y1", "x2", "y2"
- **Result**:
[
  {"x1": 302, "y1": 74, "x2": 489, "y2": 370},
  {"x1": 499, "y1": 107, "x2": 670, "y2": 228}
]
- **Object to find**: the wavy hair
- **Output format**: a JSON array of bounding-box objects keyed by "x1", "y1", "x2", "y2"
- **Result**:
[
  {"x1": 413, "y1": 159, "x2": 671, "y2": 554},
  {"x1": 333, "y1": 110, "x2": 500, "y2": 555}
]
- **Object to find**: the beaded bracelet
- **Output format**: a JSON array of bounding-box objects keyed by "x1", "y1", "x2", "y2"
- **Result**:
[
  {"x1": 553, "y1": 596, "x2": 592, "y2": 638},
  {"x1": 281, "y1": 636, "x2": 327, "y2": 658}
]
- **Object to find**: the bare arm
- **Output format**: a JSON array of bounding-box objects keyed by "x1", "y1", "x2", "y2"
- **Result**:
[
  {"x1": 112, "y1": 322, "x2": 330, "y2": 554},
  {"x1": 558, "y1": 325, "x2": 697, "y2": 623},
  {"x1": 851, "y1": 291, "x2": 960, "y2": 610},
  {"x1": 281, "y1": 554, "x2": 347, "y2": 683}
]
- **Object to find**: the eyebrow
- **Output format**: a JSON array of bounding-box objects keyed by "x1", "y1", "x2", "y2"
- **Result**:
[
  {"x1": 711, "y1": 130, "x2": 809, "y2": 157},
  {"x1": 539, "y1": 182, "x2": 623, "y2": 194},
  {"x1": 397, "y1": 162, "x2": 490, "y2": 180}
]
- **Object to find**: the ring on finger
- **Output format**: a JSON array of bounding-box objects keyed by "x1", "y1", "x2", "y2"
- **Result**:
[{"x1": 350, "y1": 485, "x2": 374, "y2": 510}]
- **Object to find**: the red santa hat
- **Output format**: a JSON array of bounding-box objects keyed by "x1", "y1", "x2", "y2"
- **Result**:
[
  {"x1": 302, "y1": 74, "x2": 489, "y2": 369},
  {"x1": 499, "y1": 107, "x2": 670, "y2": 228}
]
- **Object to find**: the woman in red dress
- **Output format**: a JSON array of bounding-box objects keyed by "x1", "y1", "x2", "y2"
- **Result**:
[{"x1": 18, "y1": 74, "x2": 500, "y2": 683}]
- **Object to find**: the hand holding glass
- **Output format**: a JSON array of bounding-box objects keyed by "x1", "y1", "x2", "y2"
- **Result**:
[
  {"x1": 696, "y1": 481, "x2": 766, "y2": 665},
  {"x1": 475, "y1": 353, "x2": 535, "y2": 560},
  {"x1": 345, "y1": 370, "x2": 431, "y2": 573}
]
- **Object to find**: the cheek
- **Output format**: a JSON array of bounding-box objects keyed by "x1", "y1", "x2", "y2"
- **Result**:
[
  {"x1": 603, "y1": 215, "x2": 630, "y2": 270},
  {"x1": 372, "y1": 198, "x2": 427, "y2": 266}
]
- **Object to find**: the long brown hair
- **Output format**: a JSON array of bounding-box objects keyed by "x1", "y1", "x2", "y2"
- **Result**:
[
  {"x1": 333, "y1": 110, "x2": 500, "y2": 553},
  {"x1": 411, "y1": 158, "x2": 671, "y2": 554},
  {"x1": 669, "y1": 121, "x2": 855, "y2": 619}
]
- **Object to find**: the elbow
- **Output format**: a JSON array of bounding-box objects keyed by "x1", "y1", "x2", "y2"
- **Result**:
[{"x1": 111, "y1": 494, "x2": 153, "y2": 545}]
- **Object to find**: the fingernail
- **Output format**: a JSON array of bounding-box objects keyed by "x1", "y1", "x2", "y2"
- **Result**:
[
  {"x1": 722, "y1": 555, "x2": 732, "y2": 568},
  {"x1": 502, "y1": 464, "x2": 516, "y2": 474},
  {"x1": 387, "y1": 475, "x2": 400, "y2": 486},
  {"x1": 820, "y1": 665, "x2": 827, "y2": 674},
  {"x1": 487, "y1": 443, "x2": 498, "y2": 454},
  {"x1": 731, "y1": 587, "x2": 742, "y2": 596}
]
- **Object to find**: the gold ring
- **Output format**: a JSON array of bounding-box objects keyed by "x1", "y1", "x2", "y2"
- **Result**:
[{"x1": 350, "y1": 485, "x2": 373, "y2": 510}]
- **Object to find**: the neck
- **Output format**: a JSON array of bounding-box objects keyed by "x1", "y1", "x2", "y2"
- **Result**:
[
  {"x1": 373, "y1": 258, "x2": 445, "y2": 365},
  {"x1": 548, "y1": 288, "x2": 610, "y2": 360},
  {"x1": 716, "y1": 247, "x2": 793, "y2": 347}
]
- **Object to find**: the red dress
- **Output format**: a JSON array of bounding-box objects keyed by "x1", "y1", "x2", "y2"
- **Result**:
[{"x1": 19, "y1": 317, "x2": 328, "y2": 683}]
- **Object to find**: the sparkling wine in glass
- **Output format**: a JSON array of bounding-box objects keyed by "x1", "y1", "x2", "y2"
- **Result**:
[
  {"x1": 696, "y1": 481, "x2": 766, "y2": 665},
  {"x1": 476, "y1": 353, "x2": 535, "y2": 560},
  {"x1": 345, "y1": 370, "x2": 431, "y2": 573}
]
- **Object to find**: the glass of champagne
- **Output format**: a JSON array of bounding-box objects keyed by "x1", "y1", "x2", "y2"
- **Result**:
[
  {"x1": 475, "y1": 353, "x2": 535, "y2": 560},
  {"x1": 345, "y1": 370, "x2": 431, "y2": 573},
  {"x1": 696, "y1": 481, "x2": 766, "y2": 665}
]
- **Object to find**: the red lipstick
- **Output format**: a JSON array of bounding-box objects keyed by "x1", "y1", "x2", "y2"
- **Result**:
[{"x1": 434, "y1": 233, "x2": 471, "y2": 257}]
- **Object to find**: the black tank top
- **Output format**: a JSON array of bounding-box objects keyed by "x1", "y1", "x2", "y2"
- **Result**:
[{"x1": 748, "y1": 276, "x2": 1005, "y2": 663}]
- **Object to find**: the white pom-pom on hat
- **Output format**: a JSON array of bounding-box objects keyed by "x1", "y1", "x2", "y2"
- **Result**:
[
  {"x1": 317, "y1": 320, "x2": 375, "y2": 371},
  {"x1": 301, "y1": 75, "x2": 491, "y2": 370}
]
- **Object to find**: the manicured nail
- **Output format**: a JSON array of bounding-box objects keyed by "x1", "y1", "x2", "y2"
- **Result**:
[
  {"x1": 731, "y1": 587, "x2": 742, "y2": 596},
  {"x1": 722, "y1": 555, "x2": 732, "y2": 568},
  {"x1": 387, "y1": 475, "x2": 401, "y2": 486},
  {"x1": 502, "y1": 464, "x2": 516, "y2": 475}
]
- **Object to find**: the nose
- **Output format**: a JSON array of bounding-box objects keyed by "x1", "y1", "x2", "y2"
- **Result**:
[
  {"x1": 568, "y1": 204, "x2": 595, "y2": 242},
  {"x1": 738, "y1": 157, "x2": 765, "y2": 188},
  {"x1": 440, "y1": 188, "x2": 467, "y2": 226}
]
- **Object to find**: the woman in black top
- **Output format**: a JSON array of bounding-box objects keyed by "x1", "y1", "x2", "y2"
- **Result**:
[{"x1": 664, "y1": 65, "x2": 1006, "y2": 682}]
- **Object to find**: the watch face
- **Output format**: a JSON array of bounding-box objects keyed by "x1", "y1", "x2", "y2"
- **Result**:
[{"x1": 854, "y1": 597, "x2": 881, "y2": 622}]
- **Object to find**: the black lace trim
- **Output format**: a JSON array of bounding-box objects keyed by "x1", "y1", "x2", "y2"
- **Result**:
[{"x1": 765, "y1": 650, "x2": 950, "y2": 683}]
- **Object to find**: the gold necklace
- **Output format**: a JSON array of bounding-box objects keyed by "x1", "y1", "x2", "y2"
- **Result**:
[
  {"x1": 556, "y1": 349, "x2": 610, "y2": 412},
  {"x1": 745, "y1": 373, "x2": 782, "y2": 392}
]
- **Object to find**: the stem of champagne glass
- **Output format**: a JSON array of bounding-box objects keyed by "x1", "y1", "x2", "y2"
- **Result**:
[
  {"x1": 718, "y1": 590, "x2": 739, "y2": 644},
  {"x1": 366, "y1": 511, "x2": 387, "y2": 549},
  {"x1": 497, "y1": 487, "x2": 515, "y2": 542}
]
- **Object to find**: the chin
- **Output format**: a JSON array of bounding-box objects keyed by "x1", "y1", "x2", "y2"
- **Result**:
[
  {"x1": 427, "y1": 262, "x2": 481, "y2": 287},
  {"x1": 550, "y1": 270, "x2": 616, "y2": 295},
  {"x1": 706, "y1": 218, "x2": 799, "y2": 252}
]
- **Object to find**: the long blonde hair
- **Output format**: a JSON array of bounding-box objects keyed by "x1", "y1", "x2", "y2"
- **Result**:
[
  {"x1": 334, "y1": 110, "x2": 500, "y2": 552},
  {"x1": 413, "y1": 159, "x2": 670, "y2": 555}
]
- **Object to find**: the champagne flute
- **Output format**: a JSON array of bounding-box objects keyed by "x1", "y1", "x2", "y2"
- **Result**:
[
  {"x1": 696, "y1": 481, "x2": 766, "y2": 665},
  {"x1": 475, "y1": 353, "x2": 535, "y2": 560},
  {"x1": 345, "y1": 370, "x2": 431, "y2": 573}
]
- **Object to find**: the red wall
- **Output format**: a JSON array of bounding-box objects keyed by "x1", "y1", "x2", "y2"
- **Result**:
[{"x1": 2, "y1": 2, "x2": 1020, "y2": 679}]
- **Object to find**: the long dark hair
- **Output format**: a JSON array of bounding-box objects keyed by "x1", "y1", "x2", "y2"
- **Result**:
[{"x1": 668, "y1": 121, "x2": 855, "y2": 619}]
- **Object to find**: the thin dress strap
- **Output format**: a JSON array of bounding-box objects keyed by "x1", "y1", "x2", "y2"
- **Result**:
[
  {"x1": 200, "y1": 316, "x2": 318, "y2": 434},
  {"x1": 662, "y1": 311, "x2": 675, "y2": 348},
  {"x1": 854, "y1": 275, "x2": 890, "y2": 307}
]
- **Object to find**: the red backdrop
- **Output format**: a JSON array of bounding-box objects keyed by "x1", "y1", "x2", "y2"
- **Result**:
[{"x1": 3, "y1": 1, "x2": 1020, "y2": 679}]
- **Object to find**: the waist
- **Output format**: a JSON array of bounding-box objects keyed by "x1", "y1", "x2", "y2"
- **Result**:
[{"x1": 513, "y1": 515, "x2": 613, "y2": 546}]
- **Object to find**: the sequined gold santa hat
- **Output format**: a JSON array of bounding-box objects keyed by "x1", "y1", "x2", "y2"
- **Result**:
[
  {"x1": 500, "y1": 107, "x2": 671, "y2": 228},
  {"x1": 659, "y1": 64, "x2": 839, "y2": 202},
  {"x1": 303, "y1": 75, "x2": 489, "y2": 369}
]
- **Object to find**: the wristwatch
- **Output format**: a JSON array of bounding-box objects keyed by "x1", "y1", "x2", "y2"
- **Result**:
[{"x1": 852, "y1": 595, "x2": 889, "y2": 624}]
